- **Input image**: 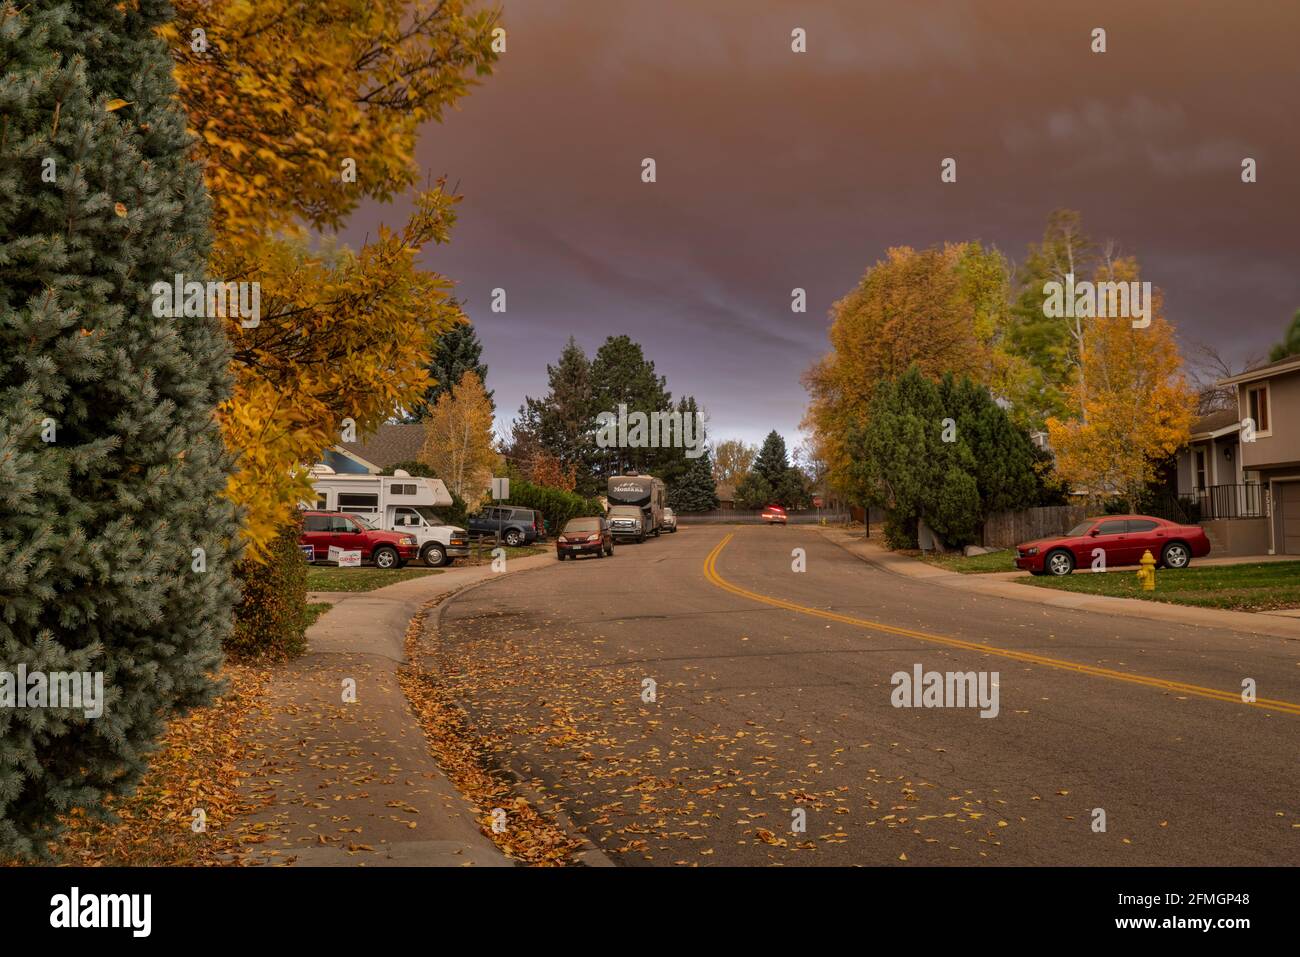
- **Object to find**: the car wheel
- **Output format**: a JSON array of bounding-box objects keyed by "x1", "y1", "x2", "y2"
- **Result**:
[
  {"x1": 1161, "y1": 541, "x2": 1191, "y2": 569},
  {"x1": 373, "y1": 546, "x2": 399, "y2": 570},
  {"x1": 504, "y1": 529, "x2": 524, "y2": 547},
  {"x1": 1045, "y1": 549, "x2": 1075, "y2": 576},
  {"x1": 605, "y1": 544, "x2": 613, "y2": 556},
  {"x1": 422, "y1": 543, "x2": 447, "y2": 568}
]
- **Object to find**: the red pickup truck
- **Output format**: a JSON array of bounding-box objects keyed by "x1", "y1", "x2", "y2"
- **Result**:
[{"x1": 299, "y1": 511, "x2": 419, "y2": 569}]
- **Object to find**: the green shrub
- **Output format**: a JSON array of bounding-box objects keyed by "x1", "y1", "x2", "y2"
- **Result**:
[
  {"x1": 495, "y1": 479, "x2": 603, "y2": 532},
  {"x1": 228, "y1": 516, "x2": 308, "y2": 661}
]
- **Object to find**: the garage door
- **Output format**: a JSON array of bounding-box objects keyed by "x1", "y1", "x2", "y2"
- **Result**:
[{"x1": 1282, "y1": 483, "x2": 1300, "y2": 555}]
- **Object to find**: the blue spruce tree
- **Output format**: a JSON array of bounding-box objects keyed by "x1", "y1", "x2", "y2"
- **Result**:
[{"x1": 0, "y1": 1, "x2": 239, "y2": 855}]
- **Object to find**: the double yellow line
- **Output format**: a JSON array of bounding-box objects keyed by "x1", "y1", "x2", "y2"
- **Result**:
[{"x1": 703, "y1": 532, "x2": 1300, "y2": 717}]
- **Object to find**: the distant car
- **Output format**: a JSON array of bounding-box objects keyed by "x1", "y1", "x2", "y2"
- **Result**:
[
  {"x1": 761, "y1": 505, "x2": 788, "y2": 525},
  {"x1": 607, "y1": 505, "x2": 647, "y2": 543},
  {"x1": 662, "y1": 507, "x2": 678, "y2": 533},
  {"x1": 299, "y1": 511, "x2": 419, "y2": 569},
  {"x1": 556, "y1": 516, "x2": 613, "y2": 560},
  {"x1": 466, "y1": 506, "x2": 545, "y2": 546},
  {"x1": 1015, "y1": 515, "x2": 1211, "y2": 577}
]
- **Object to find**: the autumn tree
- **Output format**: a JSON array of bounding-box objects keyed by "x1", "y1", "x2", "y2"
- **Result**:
[
  {"x1": 712, "y1": 439, "x2": 756, "y2": 485},
  {"x1": 159, "y1": 0, "x2": 500, "y2": 552},
  {"x1": 421, "y1": 372, "x2": 499, "y2": 506},
  {"x1": 527, "y1": 450, "x2": 577, "y2": 492},
  {"x1": 1046, "y1": 262, "x2": 1195, "y2": 510},
  {"x1": 802, "y1": 242, "x2": 1014, "y2": 500}
]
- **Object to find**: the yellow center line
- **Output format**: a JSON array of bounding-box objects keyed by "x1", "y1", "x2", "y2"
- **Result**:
[{"x1": 703, "y1": 532, "x2": 1300, "y2": 717}]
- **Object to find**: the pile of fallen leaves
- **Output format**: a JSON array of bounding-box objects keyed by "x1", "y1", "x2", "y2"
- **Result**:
[
  {"x1": 399, "y1": 600, "x2": 583, "y2": 865},
  {"x1": 37, "y1": 663, "x2": 273, "y2": 866}
]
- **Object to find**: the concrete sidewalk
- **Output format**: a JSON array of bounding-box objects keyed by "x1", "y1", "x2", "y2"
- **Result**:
[
  {"x1": 820, "y1": 528, "x2": 1300, "y2": 641},
  {"x1": 236, "y1": 552, "x2": 556, "y2": 866}
]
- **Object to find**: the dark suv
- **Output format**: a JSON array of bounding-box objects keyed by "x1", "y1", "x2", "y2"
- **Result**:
[{"x1": 466, "y1": 506, "x2": 544, "y2": 546}]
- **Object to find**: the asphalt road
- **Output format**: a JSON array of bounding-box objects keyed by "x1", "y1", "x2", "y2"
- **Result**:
[{"x1": 434, "y1": 526, "x2": 1299, "y2": 865}]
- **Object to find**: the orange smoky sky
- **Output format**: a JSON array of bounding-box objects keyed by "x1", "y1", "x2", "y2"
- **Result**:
[{"x1": 344, "y1": 0, "x2": 1300, "y2": 446}]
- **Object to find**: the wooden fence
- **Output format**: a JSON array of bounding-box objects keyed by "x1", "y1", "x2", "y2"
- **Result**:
[{"x1": 981, "y1": 505, "x2": 1088, "y2": 548}]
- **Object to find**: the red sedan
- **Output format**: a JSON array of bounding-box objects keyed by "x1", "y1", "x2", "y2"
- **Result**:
[
  {"x1": 761, "y1": 505, "x2": 788, "y2": 525},
  {"x1": 1015, "y1": 515, "x2": 1211, "y2": 576}
]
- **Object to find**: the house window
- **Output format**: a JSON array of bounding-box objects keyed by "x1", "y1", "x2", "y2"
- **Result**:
[
  {"x1": 1246, "y1": 384, "x2": 1270, "y2": 435},
  {"x1": 1194, "y1": 448, "x2": 1207, "y2": 490}
]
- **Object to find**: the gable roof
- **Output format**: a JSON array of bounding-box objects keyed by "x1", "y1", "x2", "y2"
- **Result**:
[
  {"x1": 1190, "y1": 408, "x2": 1241, "y2": 439},
  {"x1": 1218, "y1": 354, "x2": 1300, "y2": 387},
  {"x1": 338, "y1": 424, "x2": 426, "y2": 470}
]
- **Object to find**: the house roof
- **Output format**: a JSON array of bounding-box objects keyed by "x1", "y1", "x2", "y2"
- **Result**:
[
  {"x1": 715, "y1": 482, "x2": 736, "y2": 502},
  {"x1": 1218, "y1": 354, "x2": 1300, "y2": 387},
  {"x1": 338, "y1": 424, "x2": 425, "y2": 470},
  {"x1": 1190, "y1": 408, "x2": 1241, "y2": 440}
]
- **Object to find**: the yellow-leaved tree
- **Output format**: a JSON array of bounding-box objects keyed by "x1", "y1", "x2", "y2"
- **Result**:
[
  {"x1": 161, "y1": 0, "x2": 501, "y2": 554},
  {"x1": 1046, "y1": 259, "x2": 1195, "y2": 509},
  {"x1": 421, "y1": 372, "x2": 499, "y2": 507},
  {"x1": 802, "y1": 242, "x2": 1023, "y2": 499}
]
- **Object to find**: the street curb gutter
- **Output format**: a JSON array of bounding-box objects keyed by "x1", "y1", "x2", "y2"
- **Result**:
[
  {"x1": 425, "y1": 568, "x2": 618, "y2": 868},
  {"x1": 817, "y1": 527, "x2": 1300, "y2": 642}
]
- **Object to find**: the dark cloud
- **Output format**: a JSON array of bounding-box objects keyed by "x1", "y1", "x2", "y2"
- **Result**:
[{"x1": 344, "y1": 0, "x2": 1300, "y2": 446}]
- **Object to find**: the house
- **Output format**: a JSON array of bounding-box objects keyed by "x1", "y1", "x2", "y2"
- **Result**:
[
  {"x1": 1172, "y1": 409, "x2": 1268, "y2": 556},
  {"x1": 1218, "y1": 355, "x2": 1300, "y2": 555},
  {"x1": 319, "y1": 423, "x2": 425, "y2": 475}
]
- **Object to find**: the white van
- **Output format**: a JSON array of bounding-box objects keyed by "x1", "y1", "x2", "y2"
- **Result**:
[{"x1": 308, "y1": 466, "x2": 471, "y2": 567}]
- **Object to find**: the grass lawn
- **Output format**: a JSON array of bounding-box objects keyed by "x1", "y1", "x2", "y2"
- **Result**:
[
  {"x1": 1021, "y1": 560, "x2": 1300, "y2": 612},
  {"x1": 458, "y1": 543, "x2": 547, "y2": 565},
  {"x1": 305, "y1": 565, "x2": 443, "y2": 592},
  {"x1": 303, "y1": 601, "x2": 332, "y2": 628},
  {"x1": 916, "y1": 549, "x2": 1017, "y2": 574}
]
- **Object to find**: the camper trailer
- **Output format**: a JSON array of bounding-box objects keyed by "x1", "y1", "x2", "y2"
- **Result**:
[
  {"x1": 308, "y1": 467, "x2": 470, "y2": 567},
  {"x1": 606, "y1": 474, "x2": 666, "y2": 536}
]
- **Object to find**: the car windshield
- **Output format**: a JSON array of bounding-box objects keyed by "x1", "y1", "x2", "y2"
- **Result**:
[
  {"x1": 1066, "y1": 520, "x2": 1096, "y2": 536},
  {"x1": 609, "y1": 507, "x2": 641, "y2": 518},
  {"x1": 413, "y1": 506, "x2": 447, "y2": 525},
  {"x1": 564, "y1": 518, "x2": 601, "y2": 533},
  {"x1": 352, "y1": 514, "x2": 379, "y2": 530}
]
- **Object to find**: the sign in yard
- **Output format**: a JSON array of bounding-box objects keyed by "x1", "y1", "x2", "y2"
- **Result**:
[
  {"x1": 491, "y1": 477, "x2": 510, "y2": 501},
  {"x1": 327, "y1": 545, "x2": 362, "y2": 567}
]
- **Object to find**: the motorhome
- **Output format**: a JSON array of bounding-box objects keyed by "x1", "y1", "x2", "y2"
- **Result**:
[
  {"x1": 307, "y1": 467, "x2": 470, "y2": 567},
  {"x1": 606, "y1": 474, "x2": 665, "y2": 536}
]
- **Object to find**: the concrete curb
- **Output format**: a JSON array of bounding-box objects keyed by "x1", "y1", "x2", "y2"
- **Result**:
[
  {"x1": 818, "y1": 527, "x2": 1300, "y2": 642},
  {"x1": 427, "y1": 567, "x2": 618, "y2": 868}
]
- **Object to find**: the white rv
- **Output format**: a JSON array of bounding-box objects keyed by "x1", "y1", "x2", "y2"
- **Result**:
[{"x1": 308, "y1": 467, "x2": 471, "y2": 567}]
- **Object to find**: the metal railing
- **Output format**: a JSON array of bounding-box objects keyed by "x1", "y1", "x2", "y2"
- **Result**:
[{"x1": 1177, "y1": 483, "x2": 1268, "y2": 521}]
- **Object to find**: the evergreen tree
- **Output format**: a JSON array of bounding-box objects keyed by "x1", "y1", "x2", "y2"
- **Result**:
[
  {"x1": 412, "y1": 319, "x2": 490, "y2": 419},
  {"x1": 850, "y1": 367, "x2": 1041, "y2": 548},
  {"x1": 669, "y1": 448, "x2": 721, "y2": 512},
  {"x1": 0, "y1": 0, "x2": 239, "y2": 855},
  {"x1": 1268, "y1": 309, "x2": 1300, "y2": 362},
  {"x1": 752, "y1": 431, "x2": 792, "y2": 487},
  {"x1": 590, "y1": 334, "x2": 670, "y2": 478},
  {"x1": 511, "y1": 336, "x2": 596, "y2": 491}
]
